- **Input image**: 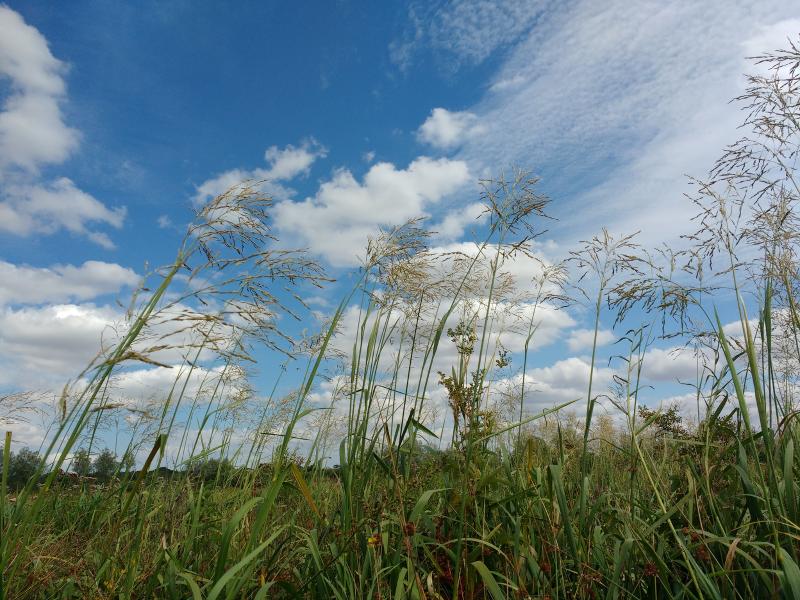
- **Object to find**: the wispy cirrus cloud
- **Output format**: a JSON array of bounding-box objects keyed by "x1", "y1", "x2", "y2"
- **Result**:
[
  {"x1": 400, "y1": 1, "x2": 799, "y2": 248},
  {"x1": 390, "y1": 0, "x2": 552, "y2": 72}
]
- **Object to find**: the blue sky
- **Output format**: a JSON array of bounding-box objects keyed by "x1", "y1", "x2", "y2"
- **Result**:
[
  {"x1": 0, "y1": 1, "x2": 798, "y2": 454},
  {"x1": 0, "y1": 1, "x2": 488, "y2": 265}
]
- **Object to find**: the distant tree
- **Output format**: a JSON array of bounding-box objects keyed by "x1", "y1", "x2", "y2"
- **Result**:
[
  {"x1": 8, "y1": 448, "x2": 39, "y2": 489},
  {"x1": 638, "y1": 404, "x2": 688, "y2": 438},
  {"x1": 92, "y1": 449, "x2": 118, "y2": 480},
  {"x1": 72, "y1": 448, "x2": 92, "y2": 476},
  {"x1": 192, "y1": 457, "x2": 234, "y2": 483}
]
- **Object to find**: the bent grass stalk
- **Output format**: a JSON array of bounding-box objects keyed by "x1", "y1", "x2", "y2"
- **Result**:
[{"x1": 4, "y1": 44, "x2": 800, "y2": 595}]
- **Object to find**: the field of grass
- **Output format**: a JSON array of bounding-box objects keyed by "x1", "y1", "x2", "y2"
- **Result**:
[{"x1": 2, "y1": 40, "x2": 800, "y2": 600}]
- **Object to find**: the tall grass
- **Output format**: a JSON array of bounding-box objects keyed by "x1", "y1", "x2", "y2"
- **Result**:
[{"x1": 2, "y1": 40, "x2": 800, "y2": 600}]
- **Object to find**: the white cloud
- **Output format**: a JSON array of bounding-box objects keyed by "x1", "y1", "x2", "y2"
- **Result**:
[
  {"x1": 417, "y1": 108, "x2": 487, "y2": 150},
  {"x1": 193, "y1": 139, "x2": 326, "y2": 206},
  {"x1": 102, "y1": 364, "x2": 231, "y2": 408},
  {"x1": 0, "y1": 89, "x2": 78, "y2": 172},
  {"x1": 326, "y1": 289, "x2": 575, "y2": 412},
  {"x1": 485, "y1": 299, "x2": 575, "y2": 353},
  {"x1": 0, "y1": 178, "x2": 125, "y2": 247},
  {"x1": 392, "y1": 0, "x2": 550, "y2": 70},
  {"x1": 489, "y1": 74, "x2": 525, "y2": 92},
  {"x1": 530, "y1": 356, "x2": 602, "y2": 389},
  {"x1": 273, "y1": 156, "x2": 471, "y2": 266},
  {"x1": 566, "y1": 328, "x2": 615, "y2": 352},
  {"x1": 721, "y1": 318, "x2": 753, "y2": 341},
  {"x1": 0, "y1": 300, "x2": 220, "y2": 391},
  {"x1": 644, "y1": 392, "x2": 706, "y2": 423},
  {"x1": 0, "y1": 303, "x2": 120, "y2": 387},
  {"x1": 263, "y1": 142, "x2": 323, "y2": 180},
  {"x1": 427, "y1": 241, "x2": 559, "y2": 291},
  {"x1": 641, "y1": 346, "x2": 701, "y2": 383},
  {"x1": 1, "y1": 362, "x2": 242, "y2": 451},
  {"x1": 434, "y1": 202, "x2": 485, "y2": 240},
  {"x1": 0, "y1": 260, "x2": 138, "y2": 306},
  {"x1": 4, "y1": 418, "x2": 49, "y2": 450},
  {"x1": 0, "y1": 7, "x2": 124, "y2": 246},
  {"x1": 402, "y1": 2, "x2": 799, "y2": 247},
  {"x1": 648, "y1": 390, "x2": 759, "y2": 425},
  {"x1": 742, "y1": 19, "x2": 800, "y2": 64},
  {"x1": 0, "y1": 6, "x2": 78, "y2": 171},
  {"x1": 521, "y1": 355, "x2": 615, "y2": 412}
]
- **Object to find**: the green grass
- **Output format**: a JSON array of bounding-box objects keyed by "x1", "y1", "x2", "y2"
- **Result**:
[{"x1": 2, "y1": 41, "x2": 800, "y2": 600}]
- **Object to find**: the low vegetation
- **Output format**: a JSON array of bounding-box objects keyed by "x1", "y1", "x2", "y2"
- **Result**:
[{"x1": 2, "y1": 40, "x2": 800, "y2": 600}]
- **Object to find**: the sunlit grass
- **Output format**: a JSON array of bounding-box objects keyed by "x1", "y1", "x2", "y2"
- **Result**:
[{"x1": 2, "y1": 39, "x2": 800, "y2": 600}]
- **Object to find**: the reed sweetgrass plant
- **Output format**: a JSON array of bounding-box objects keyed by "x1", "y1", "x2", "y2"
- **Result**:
[{"x1": 3, "y1": 41, "x2": 800, "y2": 600}]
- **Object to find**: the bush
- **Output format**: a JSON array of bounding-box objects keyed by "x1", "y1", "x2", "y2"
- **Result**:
[
  {"x1": 71, "y1": 448, "x2": 91, "y2": 477},
  {"x1": 92, "y1": 449, "x2": 118, "y2": 480},
  {"x1": 8, "y1": 448, "x2": 39, "y2": 490}
]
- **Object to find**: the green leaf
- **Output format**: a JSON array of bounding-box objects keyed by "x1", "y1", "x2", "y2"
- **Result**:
[
  {"x1": 779, "y1": 549, "x2": 800, "y2": 600},
  {"x1": 410, "y1": 418, "x2": 438, "y2": 439},
  {"x1": 178, "y1": 572, "x2": 203, "y2": 600},
  {"x1": 214, "y1": 496, "x2": 263, "y2": 580},
  {"x1": 409, "y1": 488, "x2": 445, "y2": 523},
  {"x1": 472, "y1": 561, "x2": 515, "y2": 600},
  {"x1": 207, "y1": 528, "x2": 284, "y2": 600}
]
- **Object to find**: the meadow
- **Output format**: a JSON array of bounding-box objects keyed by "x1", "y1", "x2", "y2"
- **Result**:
[{"x1": 2, "y1": 42, "x2": 800, "y2": 600}]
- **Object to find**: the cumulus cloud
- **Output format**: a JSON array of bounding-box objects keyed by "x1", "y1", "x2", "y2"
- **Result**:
[
  {"x1": 326, "y1": 289, "x2": 575, "y2": 409},
  {"x1": 0, "y1": 6, "x2": 78, "y2": 171},
  {"x1": 520, "y1": 355, "x2": 615, "y2": 413},
  {"x1": 0, "y1": 299, "x2": 223, "y2": 391},
  {"x1": 0, "y1": 260, "x2": 138, "y2": 306},
  {"x1": 0, "y1": 303, "x2": 120, "y2": 387},
  {"x1": 495, "y1": 301, "x2": 575, "y2": 353},
  {"x1": 193, "y1": 139, "x2": 326, "y2": 206},
  {"x1": 0, "y1": 178, "x2": 126, "y2": 248},
  {"x1": 648, "y1": 390, "x2": 759, "y2": 425},
  {"x1": 433, "y1": 202, "x2": 486, "y2": 240},
  {"x1": 417, "y1": 108, "x2": 486, "y2": 150},
  {"x1": 0, "y1": 6, "x2": 124, "y2": 246},
  {"x1": 263, "y1": 142, "x2": 324, "y2": 180},
  {"x1": 427, "y1": 241, "x2": 559, "y2": 291},
  {"x1": 102, "y1": 364, "x2": 231, "y2": 408},
  {"x1": 641, "y1": 346, "x2": 702, "y2": 383},
  {"x1": 566, "y1": 328, "x2": 615, "y2": 352},
  {"x1": 273, "y1": 156, "x2": 471, "y2": 266}
]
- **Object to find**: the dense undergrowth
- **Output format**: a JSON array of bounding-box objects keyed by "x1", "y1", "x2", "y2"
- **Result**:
[{"x1": 2, "y1": 39, "x2": 800, "y2": 600}]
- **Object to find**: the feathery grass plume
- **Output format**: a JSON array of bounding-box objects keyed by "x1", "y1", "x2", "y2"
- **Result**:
[
  {"x1": 6, "y1": 40, "x2": 800, "y2": 599},
  {"x1": 0, "y1": 392, "x2": 45, "y2": 426}
]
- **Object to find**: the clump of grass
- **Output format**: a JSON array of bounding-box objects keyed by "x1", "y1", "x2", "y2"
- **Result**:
[{"x1": 3, "y1": 38, "x2": 800, "y2": 600}]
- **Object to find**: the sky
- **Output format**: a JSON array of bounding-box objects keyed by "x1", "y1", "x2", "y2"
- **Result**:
[{"x1": 0, "y1": 1, "x2": 798, "y2": 455}]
